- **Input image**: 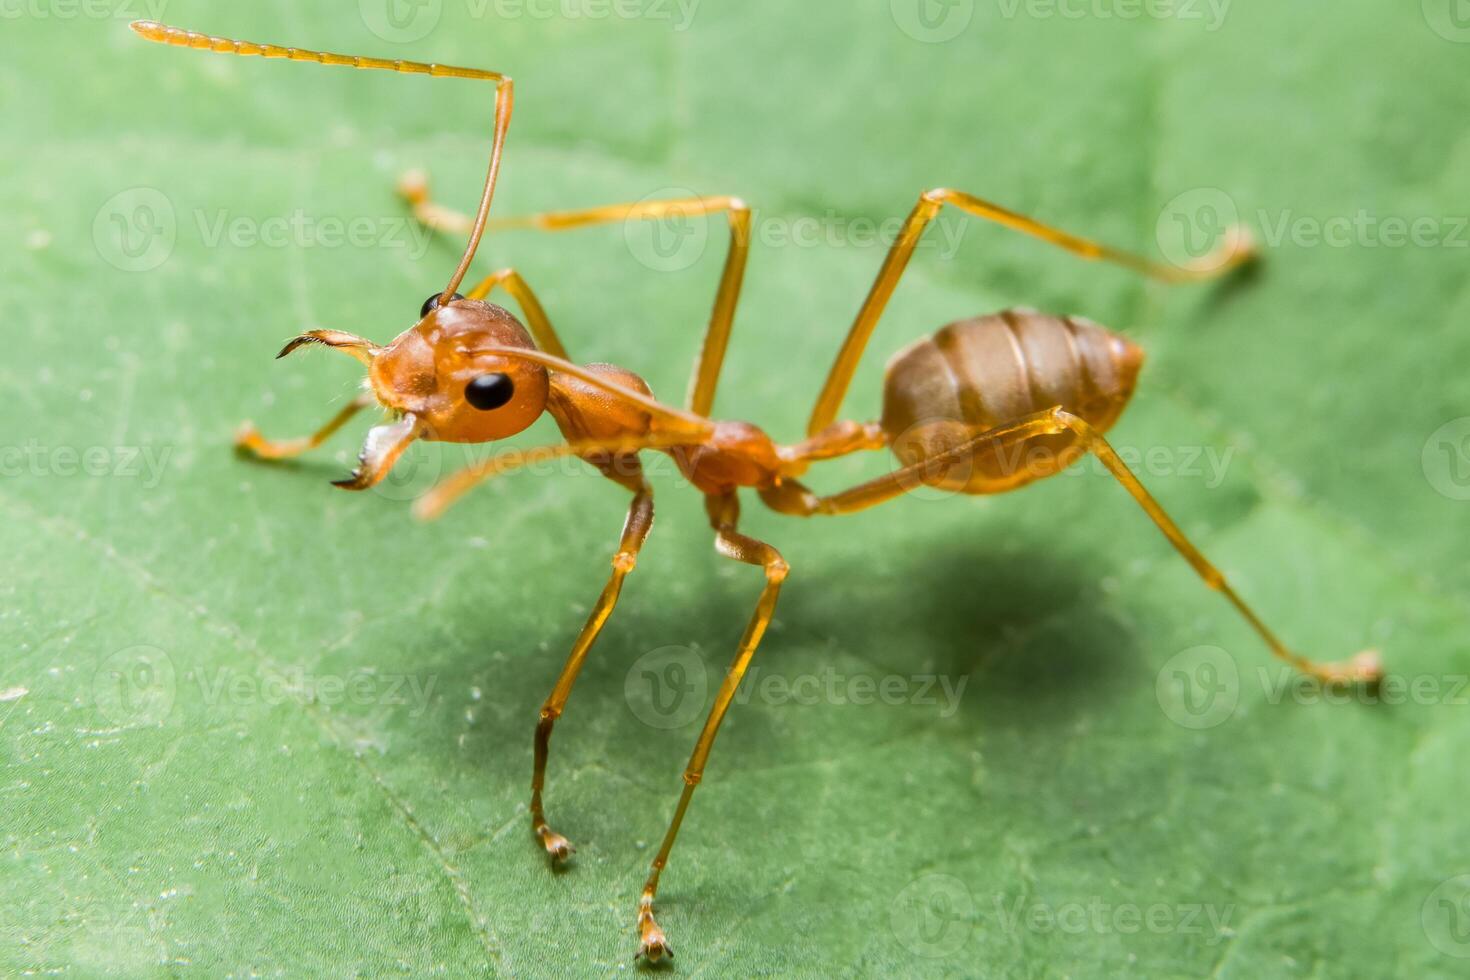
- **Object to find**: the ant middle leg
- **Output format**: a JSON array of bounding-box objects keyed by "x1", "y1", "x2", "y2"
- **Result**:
[
  {"x1": 531, "y1": 461, "x2": 654, "y2": 861},
  {"x1": 635, "y1": 491, "x2": 788, "y2": 962},
  {"x1": 462, "y1": 267, "x2": 569, "y2": 359},
  {"x1": 398, "y1": 174, "x2": 752, "y2": 416}
]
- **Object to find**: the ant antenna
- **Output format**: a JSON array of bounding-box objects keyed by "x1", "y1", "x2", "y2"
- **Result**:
[{"x1": 129, "y1": 20, "x2": 512, "y2": 302}]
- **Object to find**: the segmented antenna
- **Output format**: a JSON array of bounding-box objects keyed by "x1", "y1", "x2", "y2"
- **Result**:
[{"x1": 129, "y1": 21, "x2": 513, "y2": 302}]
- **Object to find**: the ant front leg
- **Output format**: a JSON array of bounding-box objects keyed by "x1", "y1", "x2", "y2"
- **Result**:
[
  {"x1": 236, "y1": 330, "x2": 385, "y2": 460},
  {"x1": 636, "y1": 491, "x2": 788, "y2": 962},
  {"x1": 235, "y1": 393, "x2": 375, "y2": 461},
  {"x1": 531, "y1": 464, "x2": 654, "y2": 862}
]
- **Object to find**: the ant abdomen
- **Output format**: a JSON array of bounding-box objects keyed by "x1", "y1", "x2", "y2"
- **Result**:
[{"x1": 881, "y1": 309, "x2": 1145, "y2": 494}]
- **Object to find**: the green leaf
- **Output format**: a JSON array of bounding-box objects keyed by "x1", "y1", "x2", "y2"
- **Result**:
[{"x1": 5, "y1": 2, "x2": 1468, "y2": 976}]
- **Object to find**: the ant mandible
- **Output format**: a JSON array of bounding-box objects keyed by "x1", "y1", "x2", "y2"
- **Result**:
[{"x1": 131, "y1": 21, "x2": 1383, "y2": 963}]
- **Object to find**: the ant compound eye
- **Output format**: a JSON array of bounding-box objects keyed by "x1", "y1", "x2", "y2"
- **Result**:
[
  {"x1": 420, "y1": 292, "x2": 466, "y2": 319},
  {"x1": 465, "y1": 373, "x2": 515, "y2": 411}
]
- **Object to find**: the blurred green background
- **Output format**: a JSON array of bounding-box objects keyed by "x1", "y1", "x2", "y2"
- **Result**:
[{"x1": 4, "y1": 0, "x2": 1470, "y2": 975}]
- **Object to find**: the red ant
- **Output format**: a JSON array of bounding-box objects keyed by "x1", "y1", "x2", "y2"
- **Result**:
[{"x1": 131, "y1": 20, "x2": 1383, "y2": 962}]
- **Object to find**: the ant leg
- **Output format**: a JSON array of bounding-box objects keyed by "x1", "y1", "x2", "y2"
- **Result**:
[
  {"x1": 777, "y1": 409, "x2": 1382, "y2": 686},
  {"x1": 532, "y1": 465, "x2": 654, "y2": 861},
  {"x1": 397, "y1": 169, "x2": 476, "y2": 236},
  {"x1": 236, "y1": 393, "x2": 375, "y2": 461},
  {"x1": 1049, "y1": 409, "x2": 1382, "y2": 685},
  {"x1": 807, "y1": 187, "x2": 1257, "y2": 435},
  {"x1": 463, "y1": 267, "x2": 569, "y2": 359},
  {"x1": 398, "y1": 177, "x2": 751, "y2": 416},
  {"x1": 636, "y1": 492, "x2": 788, "y2": 962}
]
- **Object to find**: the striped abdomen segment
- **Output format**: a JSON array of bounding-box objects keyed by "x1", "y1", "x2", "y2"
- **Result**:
[{"x1": 880, "y1": 309, "x2": 1145, "y2": 494}]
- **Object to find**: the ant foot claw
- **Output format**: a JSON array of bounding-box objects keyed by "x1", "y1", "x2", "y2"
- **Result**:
[
  {"x1": 538, "y1": 827, "x2": 574, "y2": 863},
  {"x1": 636, "y1": 897, "x2": 673, "y2": 963},
  {"x1": 1314, "y1": 649, "x2": 1383, "y2": 687}
]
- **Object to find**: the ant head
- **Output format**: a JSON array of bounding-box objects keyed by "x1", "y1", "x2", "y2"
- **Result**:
[{"x1": 370, "y1": 295, "x2": 550, "y2": 444}]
